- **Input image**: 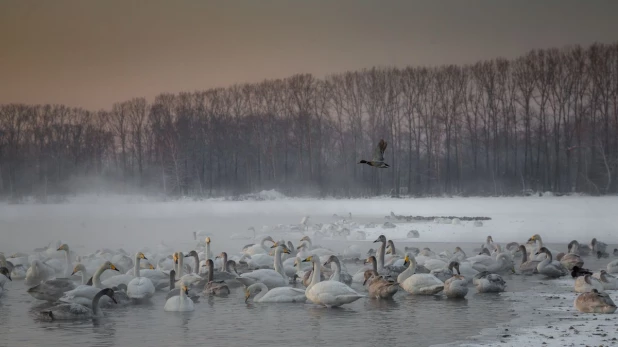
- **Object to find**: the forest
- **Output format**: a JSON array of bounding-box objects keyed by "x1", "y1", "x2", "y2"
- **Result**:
[{"x1": 1, "y1": 42, "x2": 617, "y2": 200}]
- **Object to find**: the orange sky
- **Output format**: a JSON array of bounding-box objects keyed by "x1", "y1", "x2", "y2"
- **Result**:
[{"x1": 1, "y1": 0, "x2": 617, "y2": 110}]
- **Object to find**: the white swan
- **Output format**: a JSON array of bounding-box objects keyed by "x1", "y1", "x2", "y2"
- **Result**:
[
  {"x1": 302, "y1": 255, "x2": 364, "y2": 308},
  {"x1": 397, "y1": 253, "x2": 444, "y2": 295},
  {"x1": 593, "y1": 270, "x2": 618, "y2": 290},
  {"x1": 0, "y1": 267, "x2": 11, "y2": 297},
  {"x1": 245, "y1": 282, "x2": 306, "y2": 303},
  {"x1": 56, "y1": 243, "x2": 73, "y2": 278},
  {"x1": 606, "y1": 260, "x2": 618, "y2": 274},
  {"x1": 164, "y1": 281, "x2": 195, "y2": 312},
  {"x1": 173, "y1": 252, "x2": 203, "y2": 288},
  {"x1": 242, "y1": 236, "x2": 276, "y2": 256},
  {"x1": 535, "y1": 247, "x2": 568, "y2": 278},
  {"x1": 127, "y1": 252, "x2": 155, "y2": 300},
  {"x1": 58, "y1": 262, "x2": 121, "y2": 307},
  {"x1": 40, "y1": 288, "x2": 117, "y2": 320},
  {"x1": 24, "y1": 259, "x2": 56, "y2": 288},
  {"x1": 237, "y1": 245, "x2": 290, "y2": 289}
]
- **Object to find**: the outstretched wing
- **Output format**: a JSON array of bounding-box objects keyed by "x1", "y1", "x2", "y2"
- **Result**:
[{"x1": 373, "y1": 139, "x2": 387, "y2": 161}]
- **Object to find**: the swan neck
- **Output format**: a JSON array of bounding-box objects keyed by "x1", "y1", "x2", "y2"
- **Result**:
[
  {"x1": 208, "y1": 262, "x2": 214, "y2": 282},
  {"x1": 169, "y1": 272, "x2": 175, "y2": 290},
  {"x1": 91, "y1": 291, "x2": 105, "y2": 315},
  {"x1": 377, "y1": 240, "x2": 386, "y2": 270},
  {"x1": 93, "y1": 266, "x2": 105, "y2": 288},
  {"x1": 192, "y1": 254, "x2": 199, "y2": 274},
  {"x1": 221, "y1": 253, "x2": 228, "y2": 271},
  {"x1": 521, "y1": 249, "x2": 528, "y2": 263},
  {"x1": 273, "y1": 247, "x2": 283, "y2": 276},
  {"x1": 331, "y1": 259, "x2": 341, "y2": 281},
  {"x1": 206, "y1": 243, "x2": 211, "y2": 261},
  {"x1": 309, "y1": 258, "x2": 321, "y2": 288},
  {"x1": 64, "y1": 248, "x2": 72, "y2": 277},
  {"x1": 80, "y1": 269, "x2": 89, "y2": 285},
  {"x1": 253, "y1": 283, "x2": 268, "y2": 301},
  {"x1": 133, "y1": 254, "x2": 141, "y2": 277},
  {"x1": 177, "y1": 253, "x2": 184, "y2": 275}
]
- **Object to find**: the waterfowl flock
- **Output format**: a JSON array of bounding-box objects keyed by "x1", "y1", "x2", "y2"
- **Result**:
[{"x1": 0, "y1": 230, "x2": 616, "y2": 324}]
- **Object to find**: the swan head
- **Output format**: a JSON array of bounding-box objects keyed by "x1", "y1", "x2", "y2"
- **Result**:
[
  {"x1": 0, "y1": 267, "x2": 11, "y2": 281},
  {"x1": 299, "y1": 236, "x2": 311, "y2": 243},
  {"x1": 173, "y1": 252, "x2": 179, "y2": 264},
  {"x1": 296, "y1": 243, "x2": 308, "y2": 250},
  {"x1": 57, "y1": 244, "x2": 69, "y2": 252},
  {"x1": 535, "y1": 246, "x2": 550, "y2": 256},
  {"x1": 486, "y1": 236, "x2": 493, "y2": 243},
  {"x1": 149, "y1": 264, "x2": 155, "y2": 270},
  {"x1": 528, "y1": 234, "x2": 541, "y2": 242},
  {"x1": 362, "y1": 270, "x2": 379, "y2": 285},
  {"x1": 364, "y1": 256, "x2": 376, "y2": 265},
  {"x1": 373, "y1": 235, "x2": 386, "y2": 243},
  {"x1": 244, "y1": 288, "x2": 252, "y2": 302},
  {"x1": 137, "y1": 252, "x2": 148, "y2": 260},
  {"x1": 323, "y1": 255, "x2": 337, "y2": 266},
  {"x1": 301, "y1": 256, "x2": 314, "y2": 263},
  {"x1": 104, "y1": 261, "x2": 119, "y2": 272},
  {"x1": 100, "y1": 288, "x2": 117, "y2": 304},
  {"x1": 185, "y1": 250, "x2": 199, "y2": 258},
  {"x1": 71, "y1": 263, "x2": 87, "y2": 276},
  {"x1": 205, "y1": 237, "x2": 211, "y2": 244}
]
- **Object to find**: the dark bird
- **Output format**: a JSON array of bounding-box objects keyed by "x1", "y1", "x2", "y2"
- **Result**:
[{"x1": 359, "y1": 139, "x2": 389, "y2": 168}]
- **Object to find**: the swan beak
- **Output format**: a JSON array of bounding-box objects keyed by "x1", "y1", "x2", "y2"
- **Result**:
[
  {"x1": 110, "y1": 264, "x2": 119, "y2": 271},
  {"x1": 271, "y1": 243, "x2": 279, "y2": 248},
  {"x1": 404, "y1": 255, "x2": 410, "y2": 263},
  {"x1": 373, "y1": 238, "x2": 380, "y2": 243},
  {"x1": 149, "y1": 264, "x2": 155, "y2": 270},
  {"x1": 215, "y1": 256, "x2": 220, "y2": 259},
  {"x1": 323, "y1": 262, "x2": 329, "y2": 267},
  {"x1": 111, "y1": 296, "x2": 118, "y2": 304},
  {"x1": 363, "y1": 259, "x2": 368, "y2": 265},
  {"x1": 296, "y1": 245, "x2": 303, "y2": 250},
  {"x1": 71, "y1": 270, "x2": 77, "y2": 276},
  {"x1": 362, "y1": 278, "x2": 369, "y2": 286},
  {"x1": 302, "y1": 257, "x2": 312, "y2": 262},
  {"x1": 244, "y1": 290, "x2": 250, "y2": 303},
  {"x1": 183, "y1": 286, "x2": 189, "y2": 295},
  {"x1": 283, "y1": 249, "x2": 291, "y2": 254}
]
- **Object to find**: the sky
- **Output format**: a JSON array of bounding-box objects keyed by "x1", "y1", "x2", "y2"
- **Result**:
[{"x1": 1, "y1": 0, "x2": 617, "y2": 110}]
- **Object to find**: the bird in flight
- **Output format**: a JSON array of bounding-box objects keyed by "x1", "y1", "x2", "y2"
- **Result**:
[{"x1": 359, "y1": 139, "x2": 390, "y2": 168}]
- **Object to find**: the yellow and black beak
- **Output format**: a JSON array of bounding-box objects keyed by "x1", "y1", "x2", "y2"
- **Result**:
[
  {"x1": 244, "y1": 290, "x2": 250, "y2": 303},
  {"x1": 110, "y1": 264, "x2": 119, "y2": 272},
  {"x1": 302, "y1": 256, "x2": 312, "y2": 263}
]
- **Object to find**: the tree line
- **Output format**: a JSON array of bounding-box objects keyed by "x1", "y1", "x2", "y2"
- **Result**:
[{"x1": 1, "y1": 42, "x2": 617, "y2": 200}]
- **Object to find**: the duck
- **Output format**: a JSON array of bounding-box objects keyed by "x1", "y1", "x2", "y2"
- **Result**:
[
  {"x1": 473, "y1": 271, "x2": 506, "y2": 293},
  {"x1": 571, "y1": 266, "x2": 593, "y2": 278},
  {"x1": 164, "y1": 281, "x2": 195, "y2": 312},
  {"x1": 203, "y1": 259, "x2": 230, "y2": 297},
  {"x1": 39, "y1": 288, "x2": 117, "y2": 320},
  {"x1": 301, "y1": 255, "x2": 364, "y2": 308},
  {"x1": 444, "y1": 275, "x2": 468, "y2": 299},
  {"x1": 358, "y1": 139, "x2": 389, "y2": 168},
  {"x1": 574, "y1": 289, "x2": 617, "y2": 314},
  {"x1": 575, "y1": 274, "x2": 604, "y2": 293},
  {"x1": 244, "y1": 282, "x2": 306, "y2": 303},
  {"x1": 397, "y1": 253, "x2": 444, "y2": 295},
  {"x1": 362, "y1": 270, "x2": 399, "y2": 299}
]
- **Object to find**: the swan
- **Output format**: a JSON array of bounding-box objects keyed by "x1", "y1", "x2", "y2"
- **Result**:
[
  {"x1": 203, "y1": 259, "x2": 230, "y2": 297},
  {"x1": 561, "y1": 241, "x2": 585, "y2": 270},
  {"x1": 299, "y1": 236, "x2": 334, "y2": 257},
  {"x1": 166, "y1": 270, "x2": 200, "y2": 302},
  {"x1": 301, "y1": 255, "x2": 364, "y2": 308},
  {"x1": 575, "y1": 289, "x2": 617, "y2": 314},
  {"x1": 591, "y1": 238, "x2": 608, "y2": 255},
  {"x1": 528, "y1": 234, "x2": 560, "y2": 261},
  {"x1": 245, "y1": 282, "x2": 306, "y2": 303},
  {"x1": 127, "y1": 252, "x2": 155, "y2": 301},
  {"x1": 431, "y1": 261, "x2": 462, "y2": 282},
  {"x1": 323, "y1": 255, "x2": 352, "y2": 285},
  {"x1": 473, "y1": 271, "x2": 506, "y2": 293},
  {"x1": 474, "y1": 253, "x2": 514, "y2": 275},
  {"x1": 362, "y1": 270, "x2": 399, "y2": 299},
  {"x1": 40, "y1": 288, "x2": 117, "y2": 320},
  {"x1": 397, "y1": 253, "x2": 444, "y2": 295},
  {"x1": 27, "y1": 277, "x2": 77, "y2": 302},
  {"x1": 444, "y1": 275, "x2": 468, "y2": 299},
  {"x1": 575, "y1": 274, "x2": 604, "y2": 293},
  {"x1": 24, "y1": 259, "x2": 56, "y2": 288},
  {"x1": 58, "y1": 262, "x2": 122, "y2": 308},
  {"x1": 593, "y1": 270, "x2": 618, "y2": 290},
  {"x1": 0, "y1": 267, "x2": 11, "y2": 297},
  {"x1": 56, "y1": 243, "x2": 73, "y2": 278},
  {"x1": 173, "y1": 252, "x2": 203, "y2": 288},
  {"x1": 237, "y1": 245, "x2": 290, "y2": 289},
  {"x1": 242, "y1": 236, "x2": 276, "y2": 256},
  {"x1": 607, "y1": 260, "x2": 618, "y2": 274},
  {"x1": 535, "y1": 247, "x2": 568, "y2": 278},
  {"x1": 518, "y1": 245, "x2": 540, "y2": 275},
  {"x1": 164, "y1": 281, "x2": 195, "y2": 312},
  {"x1": 568, "y1": 240, "x2": 591, "y2": 256},
  {"x1": 373, "y1": 235, "x2": 407, "y2": 276}
]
